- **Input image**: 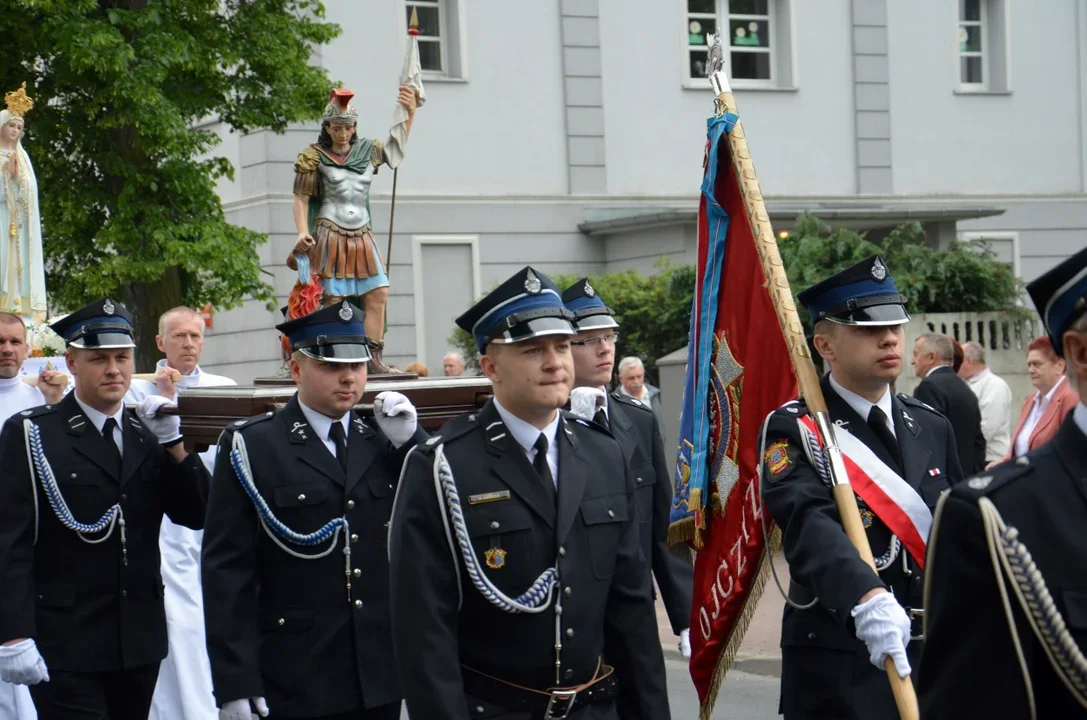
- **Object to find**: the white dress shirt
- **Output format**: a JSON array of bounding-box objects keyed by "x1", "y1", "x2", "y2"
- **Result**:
[
  {"x1": 964, "y1": 367, "x2": 1013, "y2": 462},
  {"x1": 829, "y1": 373, "x2": 896, "y2": 438},
  {"x1": 74, "y1": 392, "x2": 125, "y2": 454},
  {"x1": 1074, "y1": 402, "x2": 1087, "y2": 438},
  {"x1": 297, "y1": 399, "x2": 350, "y2": 461},
  {"x1": 1014, "y1": 376, "x2": 1068, "y2": 458},
  {"x1": 493, "y1": 397, "x2": 560, "y2": 486},
  {"x1": 126, "y1": 359, "x2": 236, "y2": 403}
]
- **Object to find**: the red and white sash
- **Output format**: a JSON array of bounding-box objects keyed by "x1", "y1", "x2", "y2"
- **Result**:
[{"x1": 797, "y1": 415, "x2": 932, "y2": 568}]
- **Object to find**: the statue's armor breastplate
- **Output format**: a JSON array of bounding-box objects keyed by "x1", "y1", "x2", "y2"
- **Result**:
[{"x1": 317, "y1": 161, "x2": 374, "y2": 230}]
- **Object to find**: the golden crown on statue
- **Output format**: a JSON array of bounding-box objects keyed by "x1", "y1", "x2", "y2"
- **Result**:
[{"x1": 5, "y1": 82, "x2": 34, "y2": 118}]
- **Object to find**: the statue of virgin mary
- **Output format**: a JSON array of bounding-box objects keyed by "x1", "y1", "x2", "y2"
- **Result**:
[{"x1": 0, "y1": 83, "x2": 46, "y2": 324}]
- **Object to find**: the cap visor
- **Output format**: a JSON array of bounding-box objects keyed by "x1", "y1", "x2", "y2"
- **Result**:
[
  {"x1": 69, "y1": 332, "x2": 136, "y2": 349},
  {"x1": 300, "y1": 343, "x2": 372, "y2": 363},
  {"x1": 574, "y1": 314, "x2": 619, "y2": 331},
  {"x1": 490, "y1": 316, "x2": 577, "y2": 344},
  {"x1": 828, "y1": 303, "x2": 911, "y2": 327}
]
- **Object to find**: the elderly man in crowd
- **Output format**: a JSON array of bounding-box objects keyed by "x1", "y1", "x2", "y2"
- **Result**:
[
  {"x1": 126, "y1": 306, "x2": 235, "y2": 720},
  {"x1": 958, "y1": 341, "x2": 1013, "y2": 463},
  {"x1": 616, "y1": 356, "x2": 666, "y2": 436},
  {"x1": 442, "y1": 351, "x2": 466, "y2": 377},
  {"x1": 912, "y1": 333, "x2": 987, "y2": 474}
]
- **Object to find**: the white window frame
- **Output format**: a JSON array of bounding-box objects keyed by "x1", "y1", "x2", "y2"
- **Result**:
[
  {"x1": 954, "y1": 0, "x2": 1011, "y2": 94},
  {"x1": 401, "y1": 0, "x2": 468, "y2": 82},
  {"x1": 410, "y1": 235, "x2": 481, "y2": 365},
  {"x1": 957, "y1": 0, "x2": 987, "y2": 89},
  {"x1": 958, "y1": 230, "x2": 1021, "y2": 279},
  {"x1": 681, "y1": 0, "x2": 795, "y2": 91}
]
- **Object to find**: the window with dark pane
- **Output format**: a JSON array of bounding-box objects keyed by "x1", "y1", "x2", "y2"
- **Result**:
[
  {"x1": 688, "y1": 0, "x2": 715, "y2": 13},
  {"x1": 961, "y1": 56, "x2": 983, "y2": 84},
  {"x1": 731, "y1": 50, "x2": 770, "y2": 80},
  {"x1": 729, "y1": 18, "x2": 769, "y2": 47},
  {"x1": 417, "y1": 40, "x2": 443, "y2": 73},
  {"x1": 957, "y1": 0, "x2": 985, "y2": 85},
  {"x1": 730, "y1": 0, "x2": 769, "y2": 14},
  {"x1": 686, "y1": 0, "x2": 717, "y2": 78},
  {"x1": 690, "y1": 49, "x2": 709, "y2": 79},
  {"x1": 959, "y1": 0, "x2": 981, "y2": 22},
  {"x1": 407, "y1": 0, "x2": 443, "y2": 73}
]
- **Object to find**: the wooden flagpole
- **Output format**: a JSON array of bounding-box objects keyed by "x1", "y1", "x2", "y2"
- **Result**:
[{"x1": 704, "y1": 35, "x2": 919, "y2": 720}]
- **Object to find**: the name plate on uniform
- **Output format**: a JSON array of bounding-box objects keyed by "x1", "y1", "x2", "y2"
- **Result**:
[{"x1": 467, "y1": 490, "x2": 511, "y2": 505}]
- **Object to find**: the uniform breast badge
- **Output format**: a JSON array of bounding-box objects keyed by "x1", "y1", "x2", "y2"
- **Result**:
[
  {"x1": 859, "y1": 509, "x2": 874, "y2": 529},
  {"x1": 764, "y1": 440, "x2": 791, "y2": 477},
  {"x1": 484, "y1": 547, "x2": 507, "y2": 570}
]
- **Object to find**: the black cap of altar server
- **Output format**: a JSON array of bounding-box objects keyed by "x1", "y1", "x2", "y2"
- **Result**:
[
  {"x1": 456, "y1": 266, "x2": 577, "y2": 353},
  {"x1": 797, "y1": 255, "x2": 910, "y2": 327},
  {"x1": 275, "y1": 300, "x2": 372, "y2": 363},
  {"x1": 1027, "y1": 246, "x2": 1087, "y2": 358},
  {"x1": 51, "y1": 298, "x2": 136, "y2": 349},
  {"x1": 561, "y1": 278, "x2": 619, "y2": 331}
]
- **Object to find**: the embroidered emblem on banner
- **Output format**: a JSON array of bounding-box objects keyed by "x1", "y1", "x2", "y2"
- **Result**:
[
  {"x1": 484, "y1": 547, "x2": 507, "y2": 569},
  {"x1": 764, "y1": 440, "x2": 791, "y2": 477}
]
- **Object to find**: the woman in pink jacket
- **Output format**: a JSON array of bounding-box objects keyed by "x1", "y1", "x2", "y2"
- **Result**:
[{"x1": 992, "y1": 336, "x2": 1078, "y2": 466}]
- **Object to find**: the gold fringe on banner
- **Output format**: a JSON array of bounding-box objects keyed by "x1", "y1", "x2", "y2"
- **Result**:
[{"x1": 698, "y1": 526, "x2": 781, "y2": 720}]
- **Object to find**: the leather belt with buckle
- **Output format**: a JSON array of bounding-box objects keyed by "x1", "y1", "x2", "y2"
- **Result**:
[
  {"x1": 908, "y1": 607, "x2": 924, "y2": 641},
  {"x1": 461, "y1": 659, "x2": 618, "y2": 719}
]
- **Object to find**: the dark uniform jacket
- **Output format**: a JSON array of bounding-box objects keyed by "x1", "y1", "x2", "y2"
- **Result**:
[
  {"x1": 919, "y1": 412, "x2": 1087, "y2": 719},
  {"x1": 388, "y1": 400, "x2": 671, "y2": 720},
  {"x1": 761, "y1": 374, "x2": 963, "y2": 719},
  {"x1": 913, "y1": 365, "x2": 987, "y2": 475},
  {"x1": 201, "y1": 397, "x2": 426, "y2": 716},
  {"x1": 608, "y1": 392, "x2": 692, "y2": 634},
  {"x1": 0, "y1": 392, "x2": 208, "y2": 671}
]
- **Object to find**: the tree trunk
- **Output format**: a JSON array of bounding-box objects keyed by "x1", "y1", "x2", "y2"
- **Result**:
[{"x1": 125, "y1": 267, "x2": 183, "y2": 372}]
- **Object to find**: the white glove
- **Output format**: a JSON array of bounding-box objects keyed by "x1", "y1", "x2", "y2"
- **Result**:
[
  {"x1": 0, "y1": 639, "x2": 49, "y2": 685},
  {"x1": 136, "y1": 394, "x2": 182, "y2": 445},
  {"x1": 851, "y1": 591, "x2": 912, "y2": 678},
  {"x1": 373, "y1": 391, "x2": 417, "y2": 448},
  {"x1": 569, "y1": 386, "x2": 606, "y2": 422},
  {"x1": 678, "y1": 628, "x2": 692, "y2": 659},
  {"x1": 220, "y1": 697, "x2": 269, "y2": 720}
]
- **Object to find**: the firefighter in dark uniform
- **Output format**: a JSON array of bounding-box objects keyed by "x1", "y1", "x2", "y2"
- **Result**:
[
  {"x1": 0, "y1": 298, "x2": 209, "y2": 719},
  {"x1": 560, "y1": 278, "x2": 694, "y2": 663},
  {"x1": 759, "y1": 256, "x2": 964, "y2": 719},
  {"x1": 388, "y1": 266, "x2": 670, "y2": 720},
  {"x1": 920, "y1": 246, "x2": 1087, "y2": 718},
  {"x1": 200, "y1": 301, "x2": 427, "y2": 720}
]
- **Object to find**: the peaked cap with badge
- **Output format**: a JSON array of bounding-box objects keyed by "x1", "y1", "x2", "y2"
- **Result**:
[
  {"x1": 919, "y1": 248, "x2": 1087, "y2": 718},
  {"x1": 798, "y1": 255, "x2": 910, "y2": 326},
  {"x1": 456, "y1": 266, "x2": 576, "y2": 352},
  {"x1": 276, "y1": 300, "x2": 371, "y2": 363},
  {"x1": 51, "y1": 297, "x2": 136, "y2": 349},
  {"x1": 561, "y1": 277, "x2": 619, "y2": 331}
]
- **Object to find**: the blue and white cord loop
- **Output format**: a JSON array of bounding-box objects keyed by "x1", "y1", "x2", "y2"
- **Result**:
[
  {"x1": 230, "y1": 431, "x2": 354, "y2": 601},
  {"x1": 24, "y1": 420, "x2": 127, "y2": 560}
]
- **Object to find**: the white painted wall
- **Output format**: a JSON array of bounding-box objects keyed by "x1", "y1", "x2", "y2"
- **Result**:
[
  {"x1": 888, "y1": 0, "x2": 1084, "y2": 195},
  {"x1": 598, "y1": 0, "x2": 857, "y2": 197}
]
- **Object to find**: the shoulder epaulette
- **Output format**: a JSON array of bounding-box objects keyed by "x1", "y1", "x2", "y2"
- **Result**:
[
  {"x1": 14, "y1": 403, "x2": 58, "y2": 420},
  {"x1": 610, "y1": 393, "x2": 652, "y2": 414},
  {"x1": 898, "y1": 393, "x2": 939, "y2": 415},
  {"x1": 951, "y1": 457, "x2": 1034, "y2": 499},
  {"x1": 294, "y1": 145, "x2": 320, "y2": 174},
  {"x1": 228, "y1": 411, "x2": 276, "y2": 432},
  {"x1": 416, "y1": 412, "x2": 478, "y2": 454}
]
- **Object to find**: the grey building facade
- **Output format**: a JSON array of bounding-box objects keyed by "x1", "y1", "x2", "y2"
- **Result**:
[{"x1": 200, "y1": 0, "x2": 1087, "y2": 381}]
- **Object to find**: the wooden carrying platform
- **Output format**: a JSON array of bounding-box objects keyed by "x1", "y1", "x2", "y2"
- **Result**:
[{"x1": 176, "y1": 376, "x2": 493, "y2": 451}]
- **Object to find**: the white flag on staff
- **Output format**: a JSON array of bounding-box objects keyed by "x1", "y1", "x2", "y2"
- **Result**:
[{"x1": 386, "y1": 32, "x2": 427, "y2": 170}]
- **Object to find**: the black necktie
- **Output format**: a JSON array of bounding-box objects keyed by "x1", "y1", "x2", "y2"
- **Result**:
[
  {"x1": 867, "y1": 406, "x2": 903, "y2": 472},
  {"x1": 533, "y1": 434, "x2": 556, "y2": 502},
  {"x1": 594, "y1": 407, "x2": 609, "y2": 430},
  {"x1": 329, "y1": 422, "x2": 348, "y2": 475},
  {"x1": 102, "y1": 418, "x2": 122, "y2": 474}
]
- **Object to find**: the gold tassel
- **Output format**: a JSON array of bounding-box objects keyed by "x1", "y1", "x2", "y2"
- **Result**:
[
  {"x1": 698, "y1": 525, "x2": 781, "y2": 720},
  {"x1": 668, "y1": 517, "x2": 695, "y2": 548}
]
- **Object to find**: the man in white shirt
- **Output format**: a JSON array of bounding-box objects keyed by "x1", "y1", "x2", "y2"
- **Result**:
[
  {"x1": 958, "y1": 341, "x2": 1013, "y2": 462},
  {"x1": 0, "y1": 312, "x2": 65, "y2": 720},
  {"x1": 124, "y1": 307, "x2": 235, "y2": 720}
]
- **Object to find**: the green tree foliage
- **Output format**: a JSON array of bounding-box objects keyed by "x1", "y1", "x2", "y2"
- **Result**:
[
  {"x1": 779, "y1": 214, "x2": 1025, "y2": 332},
  {"x1": 449, "y1": 261, "x2": 696, "y2": 385},
  {"x1": 0, "y1": 0, "x2": 339, "y2": 366}
]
